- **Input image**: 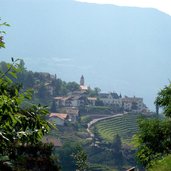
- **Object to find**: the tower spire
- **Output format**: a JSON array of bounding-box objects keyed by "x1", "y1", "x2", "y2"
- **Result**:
[{"x1": 80, "y1": 75, "x2": 84, "y2": 86}]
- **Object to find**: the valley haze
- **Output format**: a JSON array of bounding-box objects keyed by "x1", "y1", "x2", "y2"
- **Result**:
[{"x1": 1, "y1": 0, "x2": 171, "y2": 110}]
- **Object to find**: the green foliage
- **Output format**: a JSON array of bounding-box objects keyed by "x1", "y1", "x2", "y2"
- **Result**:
[
  {"x1": 37, "y1": 85, "x2": 49, "y2": 100},
  {"x1": 112, "y1": 134, "x2": 123, "y2": 167},
  {"x1": 87, "y1": 87, "x2": 101, "y2": 97},
  {"x1": 50, "y1": 100, "x2": 57, "y2": 112},
  {"x1": 0, "y1": 59, "x2": 53, "y2": 169},
  {"x1": 66, "y1": 81, "x2": 80, "y2": 92},
  {"x1": 85, "y1": 105, "x2": 112, "y2": 114},
  {"x1": 155, "y1": 83, "x2": 171, "y2": 117},
  {"x1": 72, "y1": 144, "x2": 88, "y2": 171},
  {"x1": 112, "y1": 134, "x2": 122, "y2": 151},
  {"x1": 53, "y1": 79, "x2": 80, "y2": 96},
  {"x1": 0, "y1": 18, "x2": 10, "y2": 48},
  {"x1": 85, "y1": 143, "x2": 131, "y2": 170},
  {"x1": 12, "y1": 142, "x2": 60, "y2": 171},
  {"x1": 148, "y1": 154, "x2": 171, "y2": 171},
  {"x1": 135, "y1": 118, "x2": 171, "y2": 167},
  {"x1": 135, "y1": 83, "x2": 171, "y2": 168},
  {"x1": 0, "y1": 20, "x2": 60, "y2": 169},
  {"x1": 0, "y1": 58, "x2": 59, "y2": 170},
  {"x1": 95, "y1": 98, "x2": 104, "y2": 106},
  {"x1": 57, "y1": 142, "x2": 88, "y2": 171},
  {"x1": 80, "y1": 115, "x2": 92, "y2": 128},
  {"x1": 86, "y1": 145, "x2": 114, "y2": 166},
  {"x1": 0, "y1": 61, "x2": 81, "y2": 106}
]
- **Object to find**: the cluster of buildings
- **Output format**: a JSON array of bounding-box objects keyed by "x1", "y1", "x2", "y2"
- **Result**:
[
  {"x1": 48, "y1": 76, "x2": 149, "y2": 126},
  {"x1": 49, "y1": 107, "x2": 79, "y2": 126}
]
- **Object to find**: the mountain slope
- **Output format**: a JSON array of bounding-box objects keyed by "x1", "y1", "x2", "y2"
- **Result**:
[{"x1": 0, "y1": 0, "x2": 171, "y2": 110}]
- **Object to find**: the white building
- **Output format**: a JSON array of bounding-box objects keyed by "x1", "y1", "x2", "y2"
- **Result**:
[
  {"x1": 121, "y1": 96, "x2": 147, "y2": 112},
  {"x1": 88, "y1": 97, "x2": 97, "y2": 106},
  {"x1": 99, "y1": 92, "x2": 122, "y2": 107}
]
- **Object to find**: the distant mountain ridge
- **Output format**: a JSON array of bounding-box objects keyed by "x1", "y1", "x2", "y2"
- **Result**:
[{"x1": 0, "y1": 0, "x2": 171, "y2": 110}]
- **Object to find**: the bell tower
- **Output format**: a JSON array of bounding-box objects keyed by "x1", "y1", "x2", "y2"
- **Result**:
[{"x1": 80, "y1": 75, "x2": 84, "y2": 86}]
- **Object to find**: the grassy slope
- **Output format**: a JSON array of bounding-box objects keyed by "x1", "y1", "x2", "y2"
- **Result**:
[{"x1": 149, "y1": 155, "x2": 171, "y2": 171}]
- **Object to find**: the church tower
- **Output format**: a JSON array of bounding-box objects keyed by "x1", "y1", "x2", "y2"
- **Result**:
[{"x1": 80, "y1": 75, "x2": 84, "y2": 86}]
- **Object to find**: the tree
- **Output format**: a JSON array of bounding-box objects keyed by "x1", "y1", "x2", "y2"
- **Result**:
[
  {"x1": 50, "y1": 100, "x2": 57, "y2": 112},
  {"x1": 0, "y1": 59, "x2": 52, "y2": 168},
  {"x1": 37, "y1": 85, "x2": 48, "y2": 99},
  {"x1": 72, "y1": 145, "x2": 88, "y2": 171},
  {"x1": 0, "y1": 18, "x2": 10, "y2": 48},
  {"x1": 57, "y1": 142, "x2": 88, "y2": 171},
  {"x1": 66, "y1": 81, "x2": 80, "y2": 92},
  {"x1": 148, "y1": 154, "x2": 171, "y2": 171},
  {"x1": 11, "y1": 142, "x2": 60, "y2": 171},
  {"x1": 135, "y1": 83, "x2": 171, "y2": 168},
  {"x1": 155, "y1": 83, "x2": 171, "y2": 117},
  {"x1": 111, "y1": 134, "x2": 123, "y2": 167},
  {"x1": 135, "y1": 118, "x2": 171, "y2": 167},
  {"x1": 87, "y1": 87, "x2": 101, "y2": 97},
  {"x1": 53, "y1": 78, "x2": 63, "y2": 96},
  {"x1": 24, "y1": 71, "x2": 34, "y2": 88},
  {"x1": 17, "y1": 59, "x2": 27, "y2": 84},
  {"x1": 0, "y1": 21, "x2": 59, "y2": 170},
  {"x1": 95, "y1": 98, "x2": 104, "y2": 106},
  {"x1": 0, "y1": 61, "x2": 8, "y2": 72}
]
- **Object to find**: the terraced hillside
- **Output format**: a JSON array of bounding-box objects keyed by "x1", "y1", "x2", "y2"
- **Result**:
[{"x1": 92, "y1": 113, "x2": 141, "y2": 143}]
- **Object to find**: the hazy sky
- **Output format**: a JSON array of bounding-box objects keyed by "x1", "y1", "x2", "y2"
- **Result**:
[
  {"x1": 75, "y1": 0, "x2": 171, "y2": 16},
  {"x1": 0, "y1": 0, "x2": 171, "y2": 110}
]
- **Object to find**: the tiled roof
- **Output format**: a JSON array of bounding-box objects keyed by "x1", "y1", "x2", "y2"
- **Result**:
[
  {"x1": 54, "y1": 96, "x2": 72, "y2": 101},
  {"x1": 49, "y1": 113, "x2": 68, "y2": 120}
]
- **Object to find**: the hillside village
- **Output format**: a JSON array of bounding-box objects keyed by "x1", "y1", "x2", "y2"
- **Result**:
[
  {"x1": 49, "y1": 75, "x2": 149, "y2": 126},
  {"x1": 0, "y1": 61, "x2": 149, "y2": 127},
  {"x1": 0, "y1": 61, "x2": 160, "y2": 171}
]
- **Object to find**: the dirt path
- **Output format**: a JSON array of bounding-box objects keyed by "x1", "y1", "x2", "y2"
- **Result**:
[{"x1": 87, "y1": 113, "x2": 123, "y2": 137}]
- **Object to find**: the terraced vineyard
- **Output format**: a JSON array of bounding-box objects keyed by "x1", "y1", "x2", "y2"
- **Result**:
[{"x1": 92, "y1": 113, "x2": 141, "y2": 143}]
